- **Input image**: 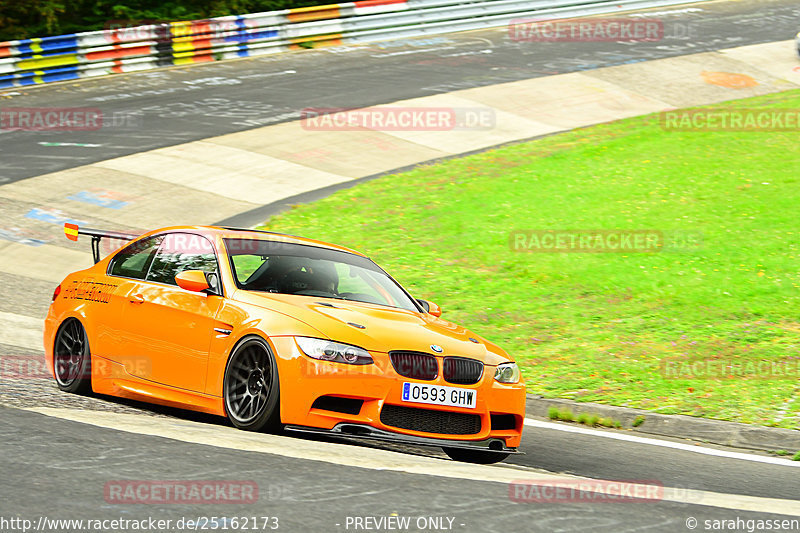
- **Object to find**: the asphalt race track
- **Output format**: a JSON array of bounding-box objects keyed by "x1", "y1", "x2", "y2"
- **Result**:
[
  {"x1": 0, "y1": 0, "x2": 799, "y2": 184},
  {"x1": 1, "y1": 0, "x2": 800, "y2": 531},
  {"x1": 2, "y1": 407, "x2": 798, "y2": 532}
]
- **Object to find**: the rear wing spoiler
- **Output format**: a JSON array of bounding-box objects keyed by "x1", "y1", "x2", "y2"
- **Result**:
[{"x1": 64, "y1": 223, "x2": 139, "y2": 264}]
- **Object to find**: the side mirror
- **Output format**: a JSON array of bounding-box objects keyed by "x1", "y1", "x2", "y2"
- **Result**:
[
  {"x1": 175, "y1": 270, "x2": 211, "y2": 293},
  {"x1": 417, "y1": 299, "x2": 442, "y2": 317}
]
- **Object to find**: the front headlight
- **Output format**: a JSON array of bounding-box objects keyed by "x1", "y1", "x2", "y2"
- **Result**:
[
  {"x1": 494, "y1": 362, "x2": 520, "y2": 383},
  {"x1": 295, "y1": 337, "x2": 373, "y2": 365}
]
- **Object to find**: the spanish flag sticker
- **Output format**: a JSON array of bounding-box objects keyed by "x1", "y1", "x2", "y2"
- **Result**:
[{"x1": 64, "y1": 223, "x2": 79, "y2": 241}]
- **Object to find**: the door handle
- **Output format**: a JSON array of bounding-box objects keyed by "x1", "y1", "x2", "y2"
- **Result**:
[{"x1": 129, "y1": 294, "x2": 145, "y2": 304}]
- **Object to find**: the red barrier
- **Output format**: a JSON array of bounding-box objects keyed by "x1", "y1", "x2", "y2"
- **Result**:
[
  {"x1": 354, "y1": 0, "x2": 407, "y2": 7},
  {"x1": 85, "y1": 44, "x2": 154, "y2": 61}
]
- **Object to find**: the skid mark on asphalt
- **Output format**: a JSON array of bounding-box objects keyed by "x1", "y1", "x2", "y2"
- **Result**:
[
  {"x1": 524, "y1": 419, "x2": 800, "y2": 469},
  {"x1": 26, "y1": 407, "x2": 800, "y2": 516}
]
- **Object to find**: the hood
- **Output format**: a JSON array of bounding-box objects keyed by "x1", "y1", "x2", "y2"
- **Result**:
[{"x1": 233, "y1": 291, "x2": 511, "y2": 366}]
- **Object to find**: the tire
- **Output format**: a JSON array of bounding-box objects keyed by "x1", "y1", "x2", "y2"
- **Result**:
[
  {"x1": 223, "y1": 336, "x2": 281, "y2": 432},
  {"x1": 442, "y1": 447, "x2": 510, "y2": 465},
  {"x1": 53, "y1": 318, "x2": 92, "y2": 394}
]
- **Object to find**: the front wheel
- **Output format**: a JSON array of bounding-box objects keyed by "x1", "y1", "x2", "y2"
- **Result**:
[
  {"x1": 442, "y1": 447, "x2": 510, "y2": 464},
  {"x1": 223, "y1": 336, "x2": 281, "y2": 432},
  {"x1": 53, "y1": 318, "x2": 92, "y2": 394}
]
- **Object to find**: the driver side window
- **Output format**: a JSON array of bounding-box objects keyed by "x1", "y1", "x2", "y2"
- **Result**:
[
  {"x1": 146, "y1": 233, "x2": 219, "y2": 288},
  {"x1": 108, "y1": 236, "x2": 163, "y2": 280}
]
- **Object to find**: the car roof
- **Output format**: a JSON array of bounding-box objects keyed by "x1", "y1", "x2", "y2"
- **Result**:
[{"x1": 145, "y1": 225, "x2": 367, "y2": 257}]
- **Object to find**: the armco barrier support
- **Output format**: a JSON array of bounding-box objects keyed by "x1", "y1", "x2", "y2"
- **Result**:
[{"x1": 0, "y1": 0, "x2": 712, "y2": 89}]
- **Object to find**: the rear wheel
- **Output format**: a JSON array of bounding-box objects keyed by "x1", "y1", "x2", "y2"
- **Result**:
[
  {"x1": 53, "y1": 318, "x2": 92, "y2": 394},
  {"x1": 442, "y1": 447, "x2": 510, "y2": 464},
  {"x1": 223, "y1": 336, "x2": 281, "y2": 432}
]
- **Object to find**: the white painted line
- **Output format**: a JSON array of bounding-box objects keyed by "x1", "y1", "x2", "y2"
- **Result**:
[
  {"x1": 525, "y1": 418, "x2": 800, "y2": 468},
  {"x1": 38, "y1": 142, "x2": 103, "y2": 148},
  {"x1": 25, "y1": 408, "x2": 800, "y2": 516},
  {"x1": 0, "y1": 311, "x2": 44, "y2": 352}
]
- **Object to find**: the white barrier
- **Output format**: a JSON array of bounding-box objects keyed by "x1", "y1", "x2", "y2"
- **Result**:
[{"x1": 0, "y1": 0, "x2": 712, "y2": 88}]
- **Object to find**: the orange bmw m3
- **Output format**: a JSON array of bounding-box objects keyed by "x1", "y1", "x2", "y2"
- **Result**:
[{"x1": 44, "y1": 225, "x2": 525, "y2": 463}]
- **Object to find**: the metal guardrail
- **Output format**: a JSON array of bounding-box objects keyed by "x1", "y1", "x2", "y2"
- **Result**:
[{"x1": 0, "y1": 0, "x2": 710, "y2": 89}]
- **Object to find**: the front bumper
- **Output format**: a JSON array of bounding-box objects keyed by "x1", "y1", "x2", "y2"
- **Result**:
[
  {"x1": 284, "y1": 423, "x2": 522, "y2": 454},
  {"x1": 272, "y1": 337, "x2": 526, "y2": 448}
]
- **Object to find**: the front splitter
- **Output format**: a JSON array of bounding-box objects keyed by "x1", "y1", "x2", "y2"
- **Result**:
[{"x1": 284, "y1": 423, "x2": 522, "y2": 454}]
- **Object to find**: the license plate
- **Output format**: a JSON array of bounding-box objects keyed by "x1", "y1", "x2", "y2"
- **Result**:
[{"x1": 401, "y1": 382, "x2": 477, "y2": 409}]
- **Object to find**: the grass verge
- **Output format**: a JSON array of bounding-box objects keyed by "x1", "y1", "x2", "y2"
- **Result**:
[{"x1": 261, "y1": 90, "x2": 800, "y2": 428}]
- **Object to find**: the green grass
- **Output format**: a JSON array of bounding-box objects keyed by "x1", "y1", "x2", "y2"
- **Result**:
[
  {"x1": 598, "y1": 417, "x2": 615, "y2": 428},
  {"x1": 558, "y1": 408, "x2": 575, "y2": 422},
  {"x1": 261, "y1": 90, "x2": 800, "y2": 428},
  {"x1": 549, "y1": 408, "x2": 622, "y2": 429},
  {"x1": 547, "y1": 406, "x2": 574, "y2": 422}
]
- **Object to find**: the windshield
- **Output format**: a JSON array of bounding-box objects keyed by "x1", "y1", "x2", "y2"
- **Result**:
[{"x1": 224, "y1": 238, "x2": 420, "y2": 312}]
